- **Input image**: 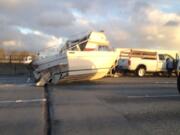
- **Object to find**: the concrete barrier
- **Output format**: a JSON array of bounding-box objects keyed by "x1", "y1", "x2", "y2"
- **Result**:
[{"x1": 0, "y1": 63, "x2": 30, "y2": 75}]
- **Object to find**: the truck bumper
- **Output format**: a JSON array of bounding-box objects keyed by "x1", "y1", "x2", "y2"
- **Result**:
[{"x1": 116, "y1": 66, "x2": 130, "y2": 73}]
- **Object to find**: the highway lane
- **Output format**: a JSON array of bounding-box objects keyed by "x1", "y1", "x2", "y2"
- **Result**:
[
  {"x1": 0, "y1": 84, "x2": 45, "y2": 135},
  {"x1": 0, "y1": 76, "x2": 179, "y2": 135},
  {"x1": 46, "y1": 77, "x2": 180, "y2": 135}
]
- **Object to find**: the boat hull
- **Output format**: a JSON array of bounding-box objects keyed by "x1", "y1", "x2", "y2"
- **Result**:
[
  {"x1": 61, "y1": 51, "x2": 117, "y2": 82},
  {"x1": 34, "y1": 51, "x2": 117, "y2": 86}
]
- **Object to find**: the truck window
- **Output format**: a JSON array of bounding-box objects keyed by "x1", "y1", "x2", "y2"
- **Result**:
[
  {"x1": 159, "y1": 54, "x2": 165, "y2": 61},
  {"x1": 98, "y1": 46, "x2": 110, "y2": 51}
]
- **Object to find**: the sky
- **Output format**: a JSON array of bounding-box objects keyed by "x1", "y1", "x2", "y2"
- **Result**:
[{"x1": 0, "y1": 0, "x2": 180, "y2": 53}]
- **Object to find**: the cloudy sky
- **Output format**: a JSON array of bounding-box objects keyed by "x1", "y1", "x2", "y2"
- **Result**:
[{"x1": 0, "y1": 0, "x2": 180, "y2": 52}]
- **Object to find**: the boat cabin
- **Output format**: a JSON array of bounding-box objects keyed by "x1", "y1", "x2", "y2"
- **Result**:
[{"x1": 60, "y1": 31, "x2": 112, "y2": 53}]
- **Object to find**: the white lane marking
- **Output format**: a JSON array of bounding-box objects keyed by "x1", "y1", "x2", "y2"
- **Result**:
[
  {"x1": 155, "y1": 81, "x2": 176, "y2": 84},
  {"x1": 0, "y1": 83, "x2": 36, "y2": 87},
  {"x1": 0, "y1": 98, "x2": 46, "y2": 104},
  {"x1": 127, "y1": 95, "x2": 180, "y2": 98}
]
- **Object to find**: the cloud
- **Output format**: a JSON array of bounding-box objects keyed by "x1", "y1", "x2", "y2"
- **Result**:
[
  {"x1": 0, "y1": 0, "x2": 37, "y2": 9},
  {"x1": 38, "y1": 10, "x2": 75, "y2": 28},
  {"x1": 138, "y1": 7, "x2": 180, "y2": 49},
  {"x1": 0, "y1": 0, "x2": 180, "y2": 52},
  {"x1": 146, "y1": 8, "x2": 180, "y2": 26},
  {"x1": 0, "y1": 24, "x2": 63, "y2": 52},
  {"x1": 2, "y1": 40, "x2": 17, "y2": 46},
  {"x1": 165, "y1": 20, "x2": 180, "y2": 26}
]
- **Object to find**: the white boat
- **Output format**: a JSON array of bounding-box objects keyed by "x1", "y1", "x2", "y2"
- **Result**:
[{"x1": 32, "y1": 31, "x2": 118, "y2": 86}]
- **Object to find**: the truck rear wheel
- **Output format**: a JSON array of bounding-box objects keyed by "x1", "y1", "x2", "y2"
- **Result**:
[
  {"x1": 137, "y1": 67, "x2": 146, "y2": 77},
  {"x1": 177, "y1": 74, "x2": 180, "y2": 94}
]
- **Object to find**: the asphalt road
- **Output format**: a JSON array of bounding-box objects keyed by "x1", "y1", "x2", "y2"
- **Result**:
[
  {"x1": 47, "y1": 77, "x2": 180, "y2": 135},
  {"x1": 0, "y1": 84, "x2": 45, "y2": 135},
  {"x1": 0, "y1": 76, "x2": 180, "y2": 135}
]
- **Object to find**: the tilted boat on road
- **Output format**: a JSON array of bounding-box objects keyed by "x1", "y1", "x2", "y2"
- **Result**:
[{"x1": 32, "y1": 31, "x2": 118, "y2": 86}]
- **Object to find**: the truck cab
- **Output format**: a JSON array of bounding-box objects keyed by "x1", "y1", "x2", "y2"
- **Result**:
[{"x1": 157, "y1": 54, "x2": 174, "y2": 72}]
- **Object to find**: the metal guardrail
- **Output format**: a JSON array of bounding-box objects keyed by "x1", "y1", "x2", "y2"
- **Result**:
[{"x1": 0, "y1": 55, "x2": 32, "y2": 64}]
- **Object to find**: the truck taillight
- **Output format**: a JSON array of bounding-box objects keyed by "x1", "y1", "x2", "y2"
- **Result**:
[{"x1": 128, "y1": 60, "x2": 131, "y2": 66}]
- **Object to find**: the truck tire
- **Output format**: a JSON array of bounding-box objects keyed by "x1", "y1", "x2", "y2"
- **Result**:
[
  {"x1": 136, "y1": 67, "x2": 146, "y2": 77},
  {"x1": 177, "y1": 74, "x2": 180, "y2": 94}
]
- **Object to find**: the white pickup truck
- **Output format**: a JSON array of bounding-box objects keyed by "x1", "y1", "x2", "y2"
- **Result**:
[{"x1": 117, "y1": 49, "x2": 175, "y2": 77}]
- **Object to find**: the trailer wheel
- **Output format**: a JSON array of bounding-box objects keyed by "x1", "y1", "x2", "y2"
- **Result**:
[
  {"x1": 137, "y1": 67, "x2": 146, "y2": 77},
  {"x1": 177, "y1": 74, "x2": 180, "y2": 94}
]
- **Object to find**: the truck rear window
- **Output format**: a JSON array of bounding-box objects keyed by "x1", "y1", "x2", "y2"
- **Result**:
[{"x1": 159, "y1": 54, "x2": 165, "y2": 61}]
